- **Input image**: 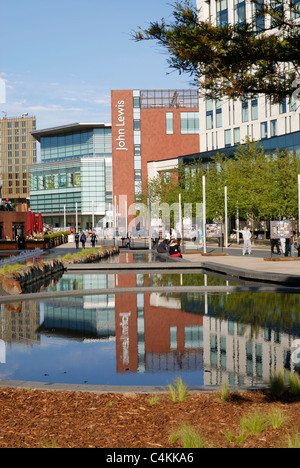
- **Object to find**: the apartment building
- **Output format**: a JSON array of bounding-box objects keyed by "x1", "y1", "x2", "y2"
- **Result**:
[
  {"x1": 196, "y1": 0, "x2": 300, "y2": 158},
  {"x1": 0, "y1": 114, "x2": 37, "y2": 204}
]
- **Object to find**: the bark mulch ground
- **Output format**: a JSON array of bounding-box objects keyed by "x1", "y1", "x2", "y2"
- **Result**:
[{"x1": 0, "y1": 387, "x2": 299, "y2": 448}]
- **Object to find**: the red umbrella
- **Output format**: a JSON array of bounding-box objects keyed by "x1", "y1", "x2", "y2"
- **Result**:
[
  {"x1": 26, "y1": 211, "x2": 33, "y2": 236},
  {"x1": 32, "y1": 212, "x2": 37, "y2": 233},
  {"x1": 37, "y1": 213, "x2": 43, "y2": 234}
]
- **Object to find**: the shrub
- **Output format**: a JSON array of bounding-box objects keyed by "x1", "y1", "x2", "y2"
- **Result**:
[
  {"x1": 167, "y1": 377, "x2": 188, "y2": 402},
  {"x1": 269, "y1": 369, "x2": 286, "y2": 398},
  {"x1": 170, "y1": 423, "x2": 206, "y2": 448},
  {"x1": 240, "y1": 411, "x2": 267, "y2": 435}
]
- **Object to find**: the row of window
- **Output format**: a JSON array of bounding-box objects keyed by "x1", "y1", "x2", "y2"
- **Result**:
[
  {"x1": 223, "y1": 120, "x2": 277, "y2": 146},
  {"x1": 166, "y1": 112, "x2": 200, "y2": 135},
  {"x1": 5, "y1": 120, "x2": 36, "y2": 128},
  {"x1": 216, "y1": 0, "x2": 299, "y2": 29},
  {"x1": 207, "y1": 96, "x2": 296, "y2": 131}
]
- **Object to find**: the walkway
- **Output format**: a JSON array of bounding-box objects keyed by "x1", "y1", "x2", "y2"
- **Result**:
[{"x1": 183, "y1": 247, "x2": 300, "y2": 286}]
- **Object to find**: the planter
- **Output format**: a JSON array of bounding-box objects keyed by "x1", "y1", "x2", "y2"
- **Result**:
[
  {"x1": 25, "y1": 241, "x2": 46, "y2": 250},
  {"x1": 0, "y1": 241, "x2": 17, "y2": 250}
]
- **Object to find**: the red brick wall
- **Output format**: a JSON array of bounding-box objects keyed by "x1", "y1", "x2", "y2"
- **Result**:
[
  {"x1": 140, "y1": 108, "x2": 200, "y2": 187},
  {"x1": 0, "y1": 212, "x2": 28, "y2": 239},
  {"x1": 111, "y1": 90, "x2": 200, "y2": 227},
  {"x1": 111, "y1": 90, "x2": 136, "y2": 211}
]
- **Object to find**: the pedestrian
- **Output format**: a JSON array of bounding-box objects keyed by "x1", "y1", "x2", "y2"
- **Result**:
[
  {"x1": 75, "y1": 232, "x2": 80, "y2": 249},
  {"x1": 168, "y1": 238, "x2": 182, "y2": 258},
  {"x1": 280, "y1": 236, "x2": 286, "y2": 256},
  {"x1": 285, "y1": 227, "x2": 295, "y2": 257},
  {"x1": 80, "y1": 232, "x2": 86, "y2": 249},
  {"x1": 233, "y1": 227, "x2": 252, "y2": 255},
  {"x1": 271, "y1": 238, "x2": 280, "y2": 255},
  {"x1": 297, "y1": 233, "x2": 300, "y2": 258},
  {"x1": 90, "y1": 232, "x2": 96, "y2": 247},
  {"x1": 126, "y1": 234, "x2": 131, "y2": 249}
]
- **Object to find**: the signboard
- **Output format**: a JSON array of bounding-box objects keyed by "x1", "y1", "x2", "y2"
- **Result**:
[
  {"x1": 206, "y1": 224, "x2": 223, "y2": 238},
  {"x1": 270, "y1": 221, "x2": 291, "y2": 240}
]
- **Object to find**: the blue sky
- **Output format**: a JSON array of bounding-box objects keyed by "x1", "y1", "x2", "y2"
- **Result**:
[{"x1": 0, "y1": 0, "x2": 194, "y2": 129}]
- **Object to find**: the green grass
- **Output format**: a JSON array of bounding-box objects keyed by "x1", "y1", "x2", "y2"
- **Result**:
[
  {"x1": 225, "y1": 430, "x2": 248, "y2": 445},
  {"x1": 0, "y1": 263, "x2": 27, "y2": 276},
  {"x1": 288, "y1": 372, "x2": 300, "y2": 394},
  {"x1": 167, "y1": 377, "x2": 189, "y2": 402},
  {"x1": 268, "y1": 408, "x2": 287, "y2": 429},
  {"x1": 287, "y1": 431, "x2": 300, "y2": 448},
  {"x1": 170, "y1": 423, "x2": 206, "y2": 448},
  {"x1": 147, "y1": 395, "x2": 161, "y2": 406},
  {"x1": 269, "y1": 369, "x2": 286, "y2": 398},
  {"x1": 240, "y1": 411, "x2": 267, "y2": 435},
  {"x1": 61, "y1": 248, "x2": 103, "y2": 262},
  {"x1": 220, "y1": 382, "x2": 230, "y2": 402}
]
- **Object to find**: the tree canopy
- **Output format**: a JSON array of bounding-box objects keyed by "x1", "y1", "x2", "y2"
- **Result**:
[
  {"x1": 143, "y1": 140, "x2": 300, "y2": 224},
  {"x1": 133, "y1": 0, "x2": 300, "y2": 103}
]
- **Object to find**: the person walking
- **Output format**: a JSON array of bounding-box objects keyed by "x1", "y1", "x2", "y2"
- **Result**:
[
  {"x1": 90, "y1": 232, "x2": 96, "y2": 248},
  {"x1": 285, "y1": 227, "x2": 295, "y2": 257},
  {"x1": 80, "y1": 232, "x2": 86, "y2": 249},
  {"x1": 75, "y1": 232, "x2": 80, "y2": 249},
  {"x1": 233, "y1": 227, "x2": 252, "y2": 255}
]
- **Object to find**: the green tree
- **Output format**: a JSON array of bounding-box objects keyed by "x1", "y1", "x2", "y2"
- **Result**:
[{"x1": 133, "y1": 0, "x2": 300, "y2": 103}]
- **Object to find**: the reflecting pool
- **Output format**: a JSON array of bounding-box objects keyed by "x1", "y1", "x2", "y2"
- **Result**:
[{"x1": 1, "y1": 287, "x2": 299, "y2": 389}]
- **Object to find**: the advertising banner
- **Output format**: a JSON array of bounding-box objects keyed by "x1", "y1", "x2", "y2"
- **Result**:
[
  {"x1": 270, "y1": 221, "x2": 291, "y2": 239},
  {"x1": 206, "y1": 224, "x2": 223, "y2": 238}
]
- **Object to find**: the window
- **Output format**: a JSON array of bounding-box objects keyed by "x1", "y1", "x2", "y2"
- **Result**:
[
  {"x1": 224, "y1": 129, "x2": 231, "y2": 147},
  {"x1": 170, "y1": 327, "x2": 177, "y2": 350},
  {"x1": 271, "y1": 119, "x2": 277, "y2": 137},
  {"x1": 291, "y1": 0, "x2": 300, "y2": 19},
  {"x1": 234, "y1": 127, "x2": 240, "y2": 144},
  {"x1": 134, "y1": 120, "x2": 140, "y2": 131},
  {"x1": 234, "y1": 0, "x2": 246, "y2": 24},
  {"x1": 166, "y1": 112, "x2": 174, "y2": 134},
  {"x1": 164, "y1": 172, "x2": 171, "y2": 184},
  {"x1": 251, "y1": 98, "x2": 258, "y2": 120},
  {"x1": 271, "y1": 0, "x2": 283, "y2": 26},
  {"x1": 280, "y1": 97, "x2": 287, "y2": 114},
  {"x1": 242, "y1": 99, "x2": 249, "y2": 122},
  {"x1": 261, "y1": 122, "x2": 268, "y2": 139},
  {"x1": 216, "y1": 100, "x2": 222, "y2": 128},
  {"x1": 133, "y1": 96, "x2": 140, "y2": 108},
  {"x1": 253, "y1": 0, "x2": 265, "y2": 31},
  {"x1": 217, "y1": 0, "x2": 228, "y2": 25},
  {"x1": 206, "y1": 100, "x2": 213, "y2": 130},
  {"x1": 181, "y1": 112, "x2": 199, "y2": 134}
]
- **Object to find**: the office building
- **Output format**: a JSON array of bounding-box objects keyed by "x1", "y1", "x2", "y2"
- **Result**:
[
  {"x1": 194, "y1": 0, "x2": 300, "y2": 161},
  {"x1": 111, "y1": 89, "x2": 200, "y2": 232},
  {"x1": 0, "y1": 114, "x2": 37, "y2": 204},
  {"x1": 30, "y1": 123, "x2": 112, "y2": 230}
]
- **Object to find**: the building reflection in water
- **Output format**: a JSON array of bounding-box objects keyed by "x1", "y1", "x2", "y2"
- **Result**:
[{"x1": 0, "y1": 272, "x2": 300, "y2": 388}]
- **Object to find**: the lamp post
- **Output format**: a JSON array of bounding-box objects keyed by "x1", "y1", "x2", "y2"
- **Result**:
[{"x1": 203, "y1": 176, "x2": 206, "y2": 254}]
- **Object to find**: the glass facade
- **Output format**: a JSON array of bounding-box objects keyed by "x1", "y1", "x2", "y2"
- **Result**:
[{"x1": 30, "y1": 125, "x2": 112, "y2": 228}]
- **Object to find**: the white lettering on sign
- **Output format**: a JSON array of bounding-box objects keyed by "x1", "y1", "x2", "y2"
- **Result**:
[
  {"x1": 115, "y1": 100, "x2": 128, "y2": 151},
  {"x1": 120, "y1": 312, "x2": 131, "y2": 365}
]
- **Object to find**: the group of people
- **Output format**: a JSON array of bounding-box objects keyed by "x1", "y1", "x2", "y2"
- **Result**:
[
  {"x1": 234, "y1": 226, "x2": 300, "y2": 257},
  {"x1": 156, "y1": 237, "x2": 182, "y2": 258},
  {"x1": 74, "y1": 230, "x2": 97, "y2": 249},
  {"x1": 271, "y1": 227, "x2": 300, "y2": 257}
]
